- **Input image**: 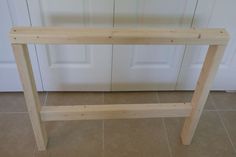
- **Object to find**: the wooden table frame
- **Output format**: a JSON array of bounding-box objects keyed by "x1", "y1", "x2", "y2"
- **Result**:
[{"x1": 10, "y1": 27, "x2": 229, "y2": 151}]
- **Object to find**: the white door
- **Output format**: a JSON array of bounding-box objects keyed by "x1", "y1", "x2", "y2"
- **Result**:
[
  {"x1": 112, "y1": 0, "x2": 197, "y2": 91},
  {"x1": 27, "y1": 0, "x2": 114, "y2": 91},
  {"x1": 176, "y1": 0, "x2": 236, "y2": 90},
  {"x1": 0, "y1": 0, "x2": 42, "y2": 91}
]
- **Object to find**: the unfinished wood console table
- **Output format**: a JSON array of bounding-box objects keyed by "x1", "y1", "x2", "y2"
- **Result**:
[{"x1": 10, "y1": 27, "x2": 229, "y2": 151}]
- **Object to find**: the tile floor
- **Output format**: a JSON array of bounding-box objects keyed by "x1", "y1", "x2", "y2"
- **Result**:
[{"x1": 0, "y1": 91, "x2": 236, "y2": 157}]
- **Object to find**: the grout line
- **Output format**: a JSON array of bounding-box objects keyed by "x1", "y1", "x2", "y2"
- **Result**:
[
  {"x1": 190, "y1": 109, "x2": 236, "y2": 112},
  {"x1": 214, "y1": 109, "x2": 236, "y2": 112},
  {"x1": 205, "y1": 109, "x2": 236, "y2": 112},
  {"x1": 209, "y1": 93, "x2": 236, "y2": 111},
  {"x1": 0, "y1": 92, "x2": 47, "y2": 114},
  {"x1": 32, "y1": 143, "x2": 37, "y2": 157},
  {"x1": 208, "y1": 94, "x2": 236, "y2": 153},
  {"x1": 208, "y1": 94, "x2": 218, "y2": 110},
  {"x1": 43, "y1": 92, "x2": 48, "y2": 106},
  {"x1": 156, "y1": 91, "x2": 160, "y2": 103},
  {"x1": 102, "y1": 92, "x2": 105, "y2": 157},
  {"x1": 210, "y1": 95, "x2": 236, "y2": 153},
  {"x1": 162, "y1": 118, "x2": 173, "y2": 157},
  {"x1": 102, "y1": 120, "x2": 105, "y2": 157},
  {"x1": 102, "y1": 92, "x2": 105, "y2": 156},
  {"x1": 203, "y1": 109, "x2": 218, "y2": 112},
  {"x1": 0, "y1": 111, "x2": 28, "y2": 114},
  {"x1": 103, "y1": 92, "x2": 105, "y2": 104},
  {"x1": 216, "y1": 110, "x2": 236, "y2": 153}
]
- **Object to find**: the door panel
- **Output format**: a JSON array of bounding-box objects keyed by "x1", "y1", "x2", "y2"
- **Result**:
[
  {"x1": 112, "y1": 0, "x2": 197, "y2": 91},
  {"x1": 0, "y1": 0, "x2": 42, "y2": 91},
  {"x1": 27, "y1": 0, "x2": 114, "y2": 91},
  {"x1": 176, "y1": 0, "x2": 236, "y2": 90}
]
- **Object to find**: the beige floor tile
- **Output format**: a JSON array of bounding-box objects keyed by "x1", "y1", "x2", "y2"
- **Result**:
[
  {"x1": 104, "y1": 92, "x2": 159, "y2": 104},
  {"x1": 219, "y1": 111, "x2": 236, "y2": 149},
  {"x1": 46, "y1": 92, "x2": 104, "y2": 106},
  {"x1": 0, "y1": 92, "x2": 46, "y2": 112},
  {"x1": 211, "y1": 92, "x2": 236, "y2": 110},
  {"x1": 0, "y1": 113, "x2": 35, "y2": 157},
  {"x1": 104, "y1": 118, "x2": 170, "y2": 157},
  {"x1": 164, "y1": 111, "x2": 236, "y2": 157},
  {"x1": 158, "y1": 91, "x2": 215, "y2": 110},
  {"x1": 34, "y1": 120, "x2": 103, "y2": 157},
  {"x1": 2, "y1": 91, "x2": 235, "y2": 157}
]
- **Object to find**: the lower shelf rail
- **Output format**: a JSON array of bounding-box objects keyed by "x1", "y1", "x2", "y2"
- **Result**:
[{"x1": 40, "y1": 103, "x2": 192, "y2": 121}]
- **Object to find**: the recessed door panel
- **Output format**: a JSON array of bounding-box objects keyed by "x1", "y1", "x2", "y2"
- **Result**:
[
  {"x1": 177, "y1": 0, "x2": 236, "y2": 90},
  {"x1": 112, "y1": 0, "x2": 197, "y2": 91},
  {"x1": 27, "y1": 0, "x2": 114, "y2": 91},
  {"x1": 0, "y1": 0, "x2": 42, "y2": 91}
]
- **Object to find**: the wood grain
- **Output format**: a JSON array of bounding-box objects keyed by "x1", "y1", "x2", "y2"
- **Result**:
[
  {"x1": 40, "y1": 103, "x2": 192, "y2": 121},
  {"x1": 10, "y1": 27, "x2": 229, "y2": 45},
  {"x1": 12, "y1": 44, "x2": 48, "y2": 150}
]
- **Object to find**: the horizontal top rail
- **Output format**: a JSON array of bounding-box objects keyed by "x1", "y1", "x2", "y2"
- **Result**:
[{"x1": 10, "y1": 27, "x2": 229, "y2": 45}]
